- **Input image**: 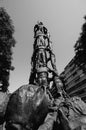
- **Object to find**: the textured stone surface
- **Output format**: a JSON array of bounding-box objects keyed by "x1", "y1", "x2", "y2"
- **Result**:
[{"x1": 0, "y1": 92, "x2": 10, "y2": 124}]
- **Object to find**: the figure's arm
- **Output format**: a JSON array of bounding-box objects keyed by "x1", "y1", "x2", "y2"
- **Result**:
[{"x1": 38, "y1": 112, "x2": 57, "y2": 130}]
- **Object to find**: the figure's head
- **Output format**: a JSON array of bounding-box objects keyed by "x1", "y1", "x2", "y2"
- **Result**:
[
  {"x1": 5, "y1": 84, "x2": 50, "y2": 130},
  {"x1": 34, "y1": 22, "x2": 49, "y2": 38},
  {"x1": 37, "y1": 71, "x2": 48, "y2": 88}
]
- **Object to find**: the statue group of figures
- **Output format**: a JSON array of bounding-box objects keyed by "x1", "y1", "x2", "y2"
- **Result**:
[{"x1": 0, "y1": 22, "x2": 86, "y2": 130}]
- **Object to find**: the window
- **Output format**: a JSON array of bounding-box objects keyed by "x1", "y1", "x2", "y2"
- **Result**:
[
  {"x1": 72, "y1": 71, "x2": 77, "y2": 76},
  {"x1": 74, "y1": 76, "x2": 80, "y2": 83}
]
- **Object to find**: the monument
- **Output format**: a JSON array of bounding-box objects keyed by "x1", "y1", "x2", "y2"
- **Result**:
[
  {"x1": 29, "y1": 21, "x2": 64, "y2": 99},
  {"x1": 0, "y1": 22, "x2": 86, "y2": 130}
]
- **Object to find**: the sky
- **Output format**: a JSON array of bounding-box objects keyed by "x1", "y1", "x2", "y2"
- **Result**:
[{"x1": 0, "y1": 0, "x2": 86, "y2": 92}]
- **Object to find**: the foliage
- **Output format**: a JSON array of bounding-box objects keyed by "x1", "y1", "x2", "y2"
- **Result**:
[
  {"x1": 0, "y1": 7, "x2": 16, "y2": 92},
  {"x1": 74, "y1": 16, "x2": 86, "y2": 72}
]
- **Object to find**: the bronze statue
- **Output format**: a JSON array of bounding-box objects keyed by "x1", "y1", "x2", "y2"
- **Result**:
[
  {"x1": 0, "y1": 22, "x2": 86, "y2": 130},
  {"x1": 29, "y1": 22, "x2": 63, "y2": 97}
]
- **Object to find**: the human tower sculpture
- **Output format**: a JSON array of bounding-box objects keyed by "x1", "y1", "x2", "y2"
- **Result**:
[
  {"x1": 29, "y1": 22, "x2": 64, "y2": 99},
  {"x1": 0, "y1": 22, "x2": 86, "y2": 130}
]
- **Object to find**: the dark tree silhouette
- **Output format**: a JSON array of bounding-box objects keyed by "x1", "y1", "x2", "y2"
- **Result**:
[
  {"x1": 74, "y1": 16, "x2": 86, "y2": 72},
  {"x1": 0, "y1": 8, "x2": 16, "y2": 92}
]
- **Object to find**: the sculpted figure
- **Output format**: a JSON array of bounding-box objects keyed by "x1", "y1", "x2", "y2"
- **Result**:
[{"x1": 0, "y1": 22, "x2": 86, "y2": 130}]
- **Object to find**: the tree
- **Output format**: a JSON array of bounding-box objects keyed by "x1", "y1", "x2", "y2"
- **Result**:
[
  {"x1": 0, "y1": 8, "x2": 16, "y2": 92},
  {"x1": 74, "y1": 16, "x2": 86, "y2": 72}
]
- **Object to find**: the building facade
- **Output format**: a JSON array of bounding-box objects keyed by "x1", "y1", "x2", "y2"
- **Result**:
[{"x1": 60, "y1": 57, "x2": 86, "y2": 102}]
